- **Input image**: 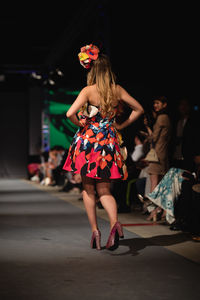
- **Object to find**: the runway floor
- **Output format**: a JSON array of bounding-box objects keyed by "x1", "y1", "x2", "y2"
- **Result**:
[{"x1": 0, "y1": 179, "x2": 200, "y2": 300}]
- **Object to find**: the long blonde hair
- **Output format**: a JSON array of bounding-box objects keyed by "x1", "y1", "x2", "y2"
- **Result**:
[{"x1": 87, "y1": 54, "x2": 117, "y2": 115}]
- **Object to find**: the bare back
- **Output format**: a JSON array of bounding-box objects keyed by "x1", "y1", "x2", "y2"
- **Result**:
[
  {"x1": 66, "y1": 83, "x2": 144, "y2": 130},
  {"x1": 86, "y1": 84, "x2": 119, "y2": 108}
]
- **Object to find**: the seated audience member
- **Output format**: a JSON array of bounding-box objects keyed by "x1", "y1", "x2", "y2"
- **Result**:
[
  {"x1": 28, "y1": 146, "x2": 68, "y2": 187},
  {"x1": 143, "y1": 167, "x2": 193, "y2": 223},
  {"x1": 61, "y1": 172, "x2": 82, "y2": 193},
  {"x1": 51, "y1": 145, "x2": 66, "y2": 186},
  {"x1": 171, "y1": 154, "x2": 200, "y2": 237},
  {"x1": 111, "y1": 145, "x2": 140, "y2": 213},
  {"x1": 39, "y1": 146, "x2": 65, "y2": 186},
  {"x1": 141, "y1": 153, "x2": 200, "y2": 238},
  {"x1": 28, "y1": 150, "x2": 49, "y2": 182},
  {"x1": 40, "y1": 148, "x2": 58, "y2": 185},
  {"x1": 60, "y1": 148, "x2": 83, "y2": 193},
  {"x1": 131, "y1": 134, "x2": 145, "y2": 162},
  {"x1": 189, "y1": 156, "x2": 200, "y2": 240},
  {"x1": 139, "y1": 97, "x2": 199, "y2": 225},
  {"x1": 130, "y1": 132, "x2": 151, "y2": 213},
  {"x1": 27, "y1": 163, "x2": 40, "y2": 182}
]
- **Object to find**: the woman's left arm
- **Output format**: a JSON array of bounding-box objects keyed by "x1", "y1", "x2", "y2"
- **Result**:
[{"x1": 114, "y1": 85, "x2": 144, "y2": 130}]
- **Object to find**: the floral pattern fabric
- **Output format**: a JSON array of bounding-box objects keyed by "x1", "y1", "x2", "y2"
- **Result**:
[
  {"x1": 63, "y1": 104, "x2": 128, "y2": 180},
  {"x1": 147, "y1": 167, "x2": 185, "y2": 224}
]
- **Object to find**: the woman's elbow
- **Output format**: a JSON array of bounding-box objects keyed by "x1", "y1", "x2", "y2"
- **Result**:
[
  {"x1": 139, "y1": 107, "x2": 144, "y2": 115},
  {"x1": 66, "y1": 111, "x2": 71, "y2": 118}
]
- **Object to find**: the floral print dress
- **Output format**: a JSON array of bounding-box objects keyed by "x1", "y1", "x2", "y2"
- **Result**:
[
  {"x1": 63, "y1": 103, "x2": 128, "y2": 180},
  {"x1": 147, "y1": 167, "x2": 185, "y2": 224}
]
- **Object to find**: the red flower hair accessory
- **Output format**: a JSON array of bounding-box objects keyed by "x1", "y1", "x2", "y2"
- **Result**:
[{"x1": 78, "y1": 44, "x2": 100, "y2": 69}]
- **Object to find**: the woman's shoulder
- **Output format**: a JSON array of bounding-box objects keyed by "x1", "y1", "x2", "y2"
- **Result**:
[
  {"x1": 115, "y1": 84, "x2": 123, "y2": 93},
  {"x1": 80, "y1": 85, "x2": 93, "y2": 93},
  {"x1": 83, "y1": 84, "x2": 99, "y2": 96},
  {"x1": 157, "y1": 113, "x2": 169, "y2": 119},
  {"x1": 79, "y1": 85, "x2": 97, "y2": 100},
  {"x1": 114, "y1": 84, "x2": 126, "y2": 100},
  {"x1": 84, "y1": 83, "x2": 121, "y2": 93},
  {"x1": 114, "y1": 84, "x2": 135, "y2": 100}
]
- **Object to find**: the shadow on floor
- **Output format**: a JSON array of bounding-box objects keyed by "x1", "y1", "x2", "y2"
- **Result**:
[{"x1": 116, "y1": 233, "x2": 192, "y2": 256}]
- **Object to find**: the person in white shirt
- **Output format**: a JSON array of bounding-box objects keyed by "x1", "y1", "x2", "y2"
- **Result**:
[{"x1": 131, "y1": 135, "x2": 144, "y2": 162}]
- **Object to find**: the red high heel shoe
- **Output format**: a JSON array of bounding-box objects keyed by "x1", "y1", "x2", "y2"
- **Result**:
[
  {"x1": 91, "y1": 229, "x2": 101, "y2": 250},
  {"x1": 106, "y1": 221, "x2": 124, "y2": 251}
]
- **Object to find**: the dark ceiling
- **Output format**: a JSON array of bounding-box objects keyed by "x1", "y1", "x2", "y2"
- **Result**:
[{"x1": 0, "y1": 1, "x2": 198, "y2": 97}]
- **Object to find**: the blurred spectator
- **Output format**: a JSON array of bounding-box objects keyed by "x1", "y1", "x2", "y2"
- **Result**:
[
  {"x1": 171, "y1": 97, "x2": 199, "y2": 172},
  {"x1": 144, "y1": 167, "x2": 193, "y2": 223},
  {"x1": 111, "y1": 143, "x2": 141, "y2": 213},
  {"x1": 141, "y1": 96, "x2": 171, "y2": 221},
  {"x1": 61, "y1": 172, "x2": 82, "y2": 194},
  {"x1": 27, "y1": 163, "x2": 40, "y2": 182},
  {"x1": 130, "y1": 132, "x2": 151, "y2": 213},
  {"x1": 40, "y1": 147, "x2": 60, "y2": 185},
  {"x1": 51, "y1": 145, "x2": 66, "y2": 186},
  {"x1": 131, "y1": 134, "x2": 145, "y2": 162},
  {"x1": 144, "y1": 96, "x2": 171, "y2": 192},
  {"x1": 170, "y1": 151, "x2": 200, "y2": 235},
  {"x1": 28, "y1": 145, "x2": 66, "y2": 186},
  {"x1": 142, "y1": 152, "x2": 200, "y2": 238}
]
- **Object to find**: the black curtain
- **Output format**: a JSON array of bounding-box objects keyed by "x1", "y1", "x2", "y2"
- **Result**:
[{"x1": 0, "y1": 91, "x2": 29, "y2": 178}]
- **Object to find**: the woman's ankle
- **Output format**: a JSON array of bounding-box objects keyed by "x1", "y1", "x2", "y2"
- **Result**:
[
  {"x1": 91, "y1": 226, "x2": 98, "y2": 232},
  {"x1": 110, "y1": 220, "x2": 118, "y2": 230}
]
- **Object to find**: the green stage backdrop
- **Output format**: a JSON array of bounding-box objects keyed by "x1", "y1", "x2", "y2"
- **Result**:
[{"x1": 48, "y1": 101, "x2": 78, "y2": 149}]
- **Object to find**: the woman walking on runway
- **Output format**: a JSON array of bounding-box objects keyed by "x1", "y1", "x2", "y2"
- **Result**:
[{"x1": 63, "y1": 44, "x2": 144, "y2": 250}]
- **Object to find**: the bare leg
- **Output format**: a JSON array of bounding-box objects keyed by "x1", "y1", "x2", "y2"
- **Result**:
[
  {"x1": 150, "y1": 174, "x2": 159, "y2": 192},
  {"x1": 96, "y1": 179, "x2": 118, "y2": 230},
  {"x1": 82, "y1": 176, "x2": 98, "y2": 232},
  {"x1": 146, "y1": 206, "x2": 162, "y2": 221},
  {"x1": 148, "y1": 174, "x2": 165, "y2": 222}
]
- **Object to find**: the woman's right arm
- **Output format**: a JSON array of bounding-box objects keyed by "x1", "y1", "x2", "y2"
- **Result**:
[
  {"x1": 115, "y1": 85, "x2": 144, "y2": 130},
  {"x1": 66, "y1": 87, "x2": 88, "y2": 127}
]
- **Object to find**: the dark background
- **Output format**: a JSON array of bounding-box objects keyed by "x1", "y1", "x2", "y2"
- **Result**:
[{"x1": 0, "y1": 1, "x2": 199, "y2": 177}]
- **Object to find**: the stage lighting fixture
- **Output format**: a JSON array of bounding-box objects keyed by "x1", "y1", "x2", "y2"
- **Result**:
[
  {"x1": 48, "y1": 79, "x2": 55, "y2": 85},
  {"x1": 43, "y1": 79, "x2": 55, "y2": 86},
  {"x1": 56, "y1": 68, "x2": 64, "y2": 76},
  {"x1": 31, "y1": 72, "x2": 42, "y2": 80}
]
